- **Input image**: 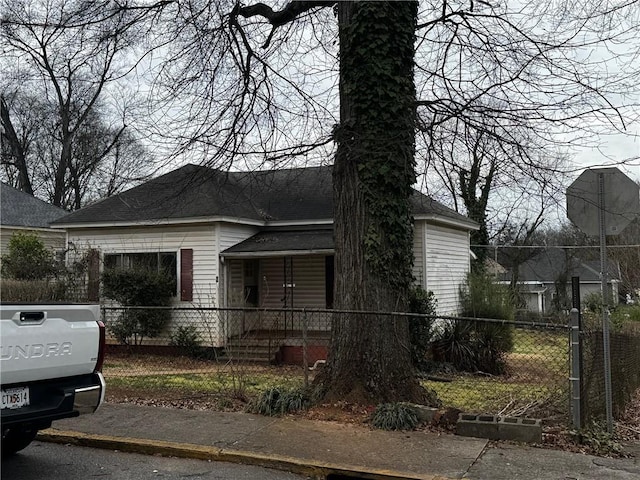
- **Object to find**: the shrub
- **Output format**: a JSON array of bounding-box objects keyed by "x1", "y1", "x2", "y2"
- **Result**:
[
  {"x1": 245, "y1": 386, "x2": 311, "y2": 416},
  {"x1": 583, "y1": 292, "x2": 603, "y2": 313},
  {"x1": 619, "y1": 304, "x2": 640, "y2": 322},
  {"x1": 434, "y1": 272, "x2": 516, "y2": 375},
  {"x1": 610, "y1": 304, "x2": 640, "y2": 330},
  {"x1": 370, "y1": 403, "x2": 419, "y2": 431},
  {"x1": 573, "y1": 421, "x2": 624, "y2": 456},
  {"x1": 1, "y1": 232, "x2": 59, "y2": 280},
  {"x1": 408, "y1": 287, "x2": 437, "y2": 370},
  {"x1": 102, "y1": 268, "x2": 174, "y2": 345},
  {"x1": 170, "y1": 325, "x2": 203, "y2": 357},
  {"x1": 435, "y1": 319, "x2": 512, "y2": 375},
  {"x1": 460, "y1": 271, "x2": 516, "y2": 320}
]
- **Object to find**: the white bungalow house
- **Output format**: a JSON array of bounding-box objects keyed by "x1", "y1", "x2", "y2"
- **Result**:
[{"x1": 52, "y1": 164, "x2": 478, "y2": 352}]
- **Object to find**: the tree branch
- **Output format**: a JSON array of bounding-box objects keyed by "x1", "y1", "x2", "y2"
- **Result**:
[{"x1": 235, "y1": 1, "x2": 335, "y2": 48}]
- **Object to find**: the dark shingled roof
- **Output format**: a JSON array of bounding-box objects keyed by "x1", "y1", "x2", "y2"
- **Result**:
[
  {"x1": 501, "y1": 248, "x2": 620, "y2": 283},
  {"x1": 222, "y1": 229, "x2": 334, "y2": 255},
  {"x1": 53, "y1": 164, "x2": 477, "y2": 229},
  {"x1": 1, "y1": 183, "x2": 68, "y2": 228}
]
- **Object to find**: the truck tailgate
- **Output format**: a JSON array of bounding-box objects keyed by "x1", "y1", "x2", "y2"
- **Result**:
[{"x1": 0, "y1": 304, "x2": 101, "y2": 385}]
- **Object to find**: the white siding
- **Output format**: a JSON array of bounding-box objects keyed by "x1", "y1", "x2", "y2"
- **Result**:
[
  {"x1": 218, "y1": 223, "x2": 259, "y2": 252},
  {"x1": 218, "y1": 223, "x2": 259, "y2": 308},
  {"x1": 67, "y1": 223, "x2": 232, "y2": 346},
  {"x1": 412, "y1": 221, "x2": 425, "y2": 288},
  {"x1": 67, "y1": 224, "x2": 218, "y2": 306},
  {"x1": 1, "y1": 226, "x2": 66, "y2": 255},
  {"x1": 290, "y1": 256, "x2": 330, "y2": 331},
  {"x1": 424, "y1": 223, "x2": 470, "y2": 315},
  {"x1": 290, "y1": 256, "x2": 326, "y2": 309}
]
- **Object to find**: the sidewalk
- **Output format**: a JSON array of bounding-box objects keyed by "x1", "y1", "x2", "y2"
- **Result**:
[{"x1": 39, "y1": 403, "x2": 640, "y2": 480}]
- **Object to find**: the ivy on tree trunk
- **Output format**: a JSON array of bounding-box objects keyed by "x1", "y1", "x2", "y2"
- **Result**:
[{"x1": 316, "y1": 1, "x2": 427, "y2": 404}]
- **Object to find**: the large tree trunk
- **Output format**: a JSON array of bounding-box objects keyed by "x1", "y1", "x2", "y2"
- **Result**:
[{"x1": 316, "y1": 1, "x2": 426, "y2": 404}]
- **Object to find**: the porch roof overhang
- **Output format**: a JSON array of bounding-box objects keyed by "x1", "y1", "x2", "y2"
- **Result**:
[{"x1": 221, "y1": 229, "x2": 335, "y2": 258}]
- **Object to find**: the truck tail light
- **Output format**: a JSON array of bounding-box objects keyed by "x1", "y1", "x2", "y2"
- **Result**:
[{"x1": 95, "y1": 320, "x2": 106, "y2": 372}]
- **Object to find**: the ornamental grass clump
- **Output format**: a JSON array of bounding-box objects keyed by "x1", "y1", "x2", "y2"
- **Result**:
[
  {"x1": 370, "y1": 402, "x2": 419, "y2": 431},
  {"x1": 246, "y1": 386, "x2": 311, "y2": 417}
]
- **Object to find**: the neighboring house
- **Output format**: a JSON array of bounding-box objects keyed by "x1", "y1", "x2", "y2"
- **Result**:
[
  {"x1": 0, "y1": 182, "x2": 67, "y2": 255},
  {"x1": 52, "y1": 164, "x2": 478, "y2": 347},
  {"x1": 500, "y1": 248, "x2": 620, "y2": 315}
]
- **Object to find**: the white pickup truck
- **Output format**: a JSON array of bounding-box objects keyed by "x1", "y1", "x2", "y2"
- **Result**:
[{"x1": 1, "y1": 304, "x2": 106, "y2": 456}]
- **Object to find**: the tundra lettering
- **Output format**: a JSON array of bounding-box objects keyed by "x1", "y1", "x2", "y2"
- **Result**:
[{"x1": 0, "y1": 342, "x2": 73, "y2": 360}]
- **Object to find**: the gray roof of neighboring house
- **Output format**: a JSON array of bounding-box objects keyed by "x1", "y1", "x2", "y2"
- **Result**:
[
  {"x1": 52, "y1": 164, "x2": 477, "y2": 229},
  {"x1": 502, "y1": 248, "x2": 620, "y2": 283},
  {"x1": 1, "y1": 182, "x2": 68, "y2": 228}
]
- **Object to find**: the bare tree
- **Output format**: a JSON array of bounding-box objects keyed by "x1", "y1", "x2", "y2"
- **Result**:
[
  {"x1": 1, "y1": 94, "x2": 33, "y2": 194},
  {"x1": 148, "y1": 0, "x2": 639, "y2": 403},
  {"x1": 607, "y1": 218, "x2": 640, "y2": 300},
  {"x1": 0, "y1": 0, "x2": 159, "y2": 208},
  {"x1": 415, "y1": 1, "x2": 639, "y2": 264},
  {"x1": 425, "y1": 115, "x2": 569, "y2": 264},
  {"x1": 0, "y1": 88, "x2": 153, "y2": 209}
]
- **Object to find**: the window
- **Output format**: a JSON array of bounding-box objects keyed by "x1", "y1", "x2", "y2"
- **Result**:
[{"x1": 104, "y1": 252, "x2": 178, "y2": 295}]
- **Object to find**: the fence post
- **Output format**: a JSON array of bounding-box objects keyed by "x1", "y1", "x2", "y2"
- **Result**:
[
  {"x1": 570, "y1": 308, "x2": 581, "y2": 431},
  {"x1": 302, "y1": 308, "x2": 309, "y2": 388},
  {"x1": 603, "y1": 308, "x2": 614, "y2": 434}
]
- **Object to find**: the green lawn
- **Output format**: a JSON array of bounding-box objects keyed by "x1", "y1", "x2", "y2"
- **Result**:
[
  {"x1": 423, "y1": 377, "x2": 565, "y2": 415},
  {"x1": 103, "y1": 327, "x2": 570, "y2": 419},
  {"x1": 107, "y1": 371, "x2": 305, "y2": 397},
  {"x1": 424, "y1": 328, "x2": 569, "y2": 416}
]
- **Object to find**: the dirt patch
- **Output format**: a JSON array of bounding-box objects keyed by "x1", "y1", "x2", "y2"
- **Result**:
[{"x1": 302, "y1": 401, "x2": 376, "y2": 425}]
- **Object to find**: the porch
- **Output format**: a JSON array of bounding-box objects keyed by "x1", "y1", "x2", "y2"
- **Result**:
[{"x1": 225, "y1": 328, "x2": 331, "y2": 365}]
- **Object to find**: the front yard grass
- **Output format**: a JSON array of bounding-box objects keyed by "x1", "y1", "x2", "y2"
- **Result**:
[
  {"x1": 423, "y1": 377, "x2": 566, "y2": 418},
  {"x1": 107, "y1": 371, "x2": 304, "y2": 397},
  {"x1": 103, "y1": 327, "x2": 570, "y2": 419}
]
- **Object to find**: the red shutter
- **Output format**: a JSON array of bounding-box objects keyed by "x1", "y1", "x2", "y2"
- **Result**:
[
  {"x1": 87, "y1": 249, "x2": 100, "y2": 302},
  {"x1": 180, "y1": 249, "x2": 193, "y2": 301}
]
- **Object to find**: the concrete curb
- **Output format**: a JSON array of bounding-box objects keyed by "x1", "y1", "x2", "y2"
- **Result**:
[{"x1": 38, "y1": 429, "x2": 453, "y2": 480}]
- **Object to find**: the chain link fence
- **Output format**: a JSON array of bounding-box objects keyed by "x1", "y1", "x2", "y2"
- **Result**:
[
  {"x1": 101, "y1": 306, "x2": 574, "y2": 423},
  {"x1": 580, "y1": 320, "x2": 640, "y2": 424}
]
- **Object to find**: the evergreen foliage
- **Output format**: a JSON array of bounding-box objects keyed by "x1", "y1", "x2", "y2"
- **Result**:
[
  {"x1": 1, "y1": 232, "x2": 58, "y2": 280},
  {"x1": 408, "y1": 287, "x2": 437, "y2": 369},
  {"x1": 170, "y1": 325, "x2": 203, "y2": 357},
  {"x1": 102, "y1": 268, "x2": 174, "y2": 345},
  {"x1": 436, "y1": 272, "x2": 515, "y2": 375},
  {"x1": 370, "y1": 403, "x2": 420, "y2": 431},
  {"x1": 245, "y1": 386, "x2": 311, "y2": 416}
]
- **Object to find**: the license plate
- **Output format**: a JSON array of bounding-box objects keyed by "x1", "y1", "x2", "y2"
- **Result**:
[{"x1": 1, "y1": 387, "x2": 30, "y2": 409}]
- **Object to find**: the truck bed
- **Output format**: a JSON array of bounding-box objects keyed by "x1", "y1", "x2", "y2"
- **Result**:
[
  {"x1": 1, "y1": 304, "x2": 102, "y2": 385},
  {"x1": 1, "y1": 303, "x2": 105, "y2": 452}
]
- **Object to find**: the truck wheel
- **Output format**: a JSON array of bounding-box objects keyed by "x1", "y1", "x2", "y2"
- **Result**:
[{"x1": 1, "y1": 427, "x2": 38, "y2": 457}]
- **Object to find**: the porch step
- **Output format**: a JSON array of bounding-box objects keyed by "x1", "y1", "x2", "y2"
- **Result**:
[
  {"x1": 223, "y1": 330, "x2": 331, "y2": 364},
  {"x1": 222, "y1": 355, "x2": 273, "y2": 364},
  {"x1": 226, "y1": 338, "x2": 281, "y2": 348},
  {"x1": 224, "y1": 341, "x2": 281, "y2": 364}
]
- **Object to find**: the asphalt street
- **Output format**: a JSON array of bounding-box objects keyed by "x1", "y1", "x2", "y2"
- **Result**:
[{"x1": 0, "y1": 441, "x2": 309, "y2": 480}]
